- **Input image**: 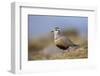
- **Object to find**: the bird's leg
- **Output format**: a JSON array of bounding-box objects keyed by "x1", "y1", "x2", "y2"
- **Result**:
[
  {"x1": 62, "y1": 50, "x2": 65, "y2": 53},
  {"x1": 63, "y1": 48, "x2": 70, "y2": 53},
  {"x1": 67, "y1": 47, "x2": 72, "y2": 52},
  {"x1": 62, "y1": 49, "x2": 67, "y2": 53},
  {"x1": 67, "y1": 48, "x2": 70, "y2": 52}
]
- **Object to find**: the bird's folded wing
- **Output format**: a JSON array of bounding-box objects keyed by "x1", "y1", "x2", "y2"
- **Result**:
[{"x1": 55, "y1": 36, "x2": 73, "y2": 47}]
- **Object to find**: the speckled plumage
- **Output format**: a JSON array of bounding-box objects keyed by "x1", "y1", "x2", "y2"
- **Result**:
[{"x1": 52, "y1": 27, "x2": 78, "y2": 50}]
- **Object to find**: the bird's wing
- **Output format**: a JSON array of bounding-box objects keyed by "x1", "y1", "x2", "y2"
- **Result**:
[
  {"x1": 63, "y1": 37, "x2": 74, "y2": 45},
  {"x1": 55, "y1": 36, "x2": 74, "y2": 47}
]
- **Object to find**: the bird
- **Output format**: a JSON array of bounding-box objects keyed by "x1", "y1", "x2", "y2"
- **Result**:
[{"x1": 51, "y1": 27, "x2": 79, "y2": 51}]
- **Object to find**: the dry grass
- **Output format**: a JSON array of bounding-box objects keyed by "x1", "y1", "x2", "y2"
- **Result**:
[
  {"x1": 28, "y1": 30, "x2": 88, "y2": 60},
  {"x1": 49, "y1": 48, "x2": 88, "y2": 59}
]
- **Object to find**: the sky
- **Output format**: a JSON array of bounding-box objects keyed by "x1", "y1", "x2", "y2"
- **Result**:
[{"x1": 28, "y1": 15, "x2": 88, "y2": 39}]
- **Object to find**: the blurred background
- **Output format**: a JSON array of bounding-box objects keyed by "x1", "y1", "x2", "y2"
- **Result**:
[{"x1": 28, "y1": 15, "x2": 88, "y2": 60}]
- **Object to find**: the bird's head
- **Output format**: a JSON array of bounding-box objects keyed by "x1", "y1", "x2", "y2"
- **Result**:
[
  {"x1": 51, "y1": 27, "x2": 61, "y2": 39},
  {"x1": 51, "y1": 27, "x2": 61, "y2": 34}
]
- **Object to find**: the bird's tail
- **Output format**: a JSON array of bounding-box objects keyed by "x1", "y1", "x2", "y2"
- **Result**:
[{"x1": 72, "y1": 44, "x2": 80, "y2": 48}]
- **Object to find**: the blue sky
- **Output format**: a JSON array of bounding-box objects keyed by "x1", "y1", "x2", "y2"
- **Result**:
[{"x1": 28, "y1": 15, "x2": 88, "y2": 39}]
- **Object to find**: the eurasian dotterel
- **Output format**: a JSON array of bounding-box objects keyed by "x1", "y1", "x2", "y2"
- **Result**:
[{"x1": 51, "y1": 27, "x2": 78, "y2": 50}]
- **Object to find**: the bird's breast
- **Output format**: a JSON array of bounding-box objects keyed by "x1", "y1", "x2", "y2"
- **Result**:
[{"x1": 55, "y1": 38, "x2": 65, "y2": 46}]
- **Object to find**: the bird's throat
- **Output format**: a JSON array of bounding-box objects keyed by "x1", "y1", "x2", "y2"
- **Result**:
[{"x1": 54, "y1": 31, "x2": 60, "y2": 40}]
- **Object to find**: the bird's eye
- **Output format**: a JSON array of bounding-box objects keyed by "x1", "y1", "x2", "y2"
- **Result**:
[{"x1": 58, "y1": 30, "x2": 60, "y2": 33}]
